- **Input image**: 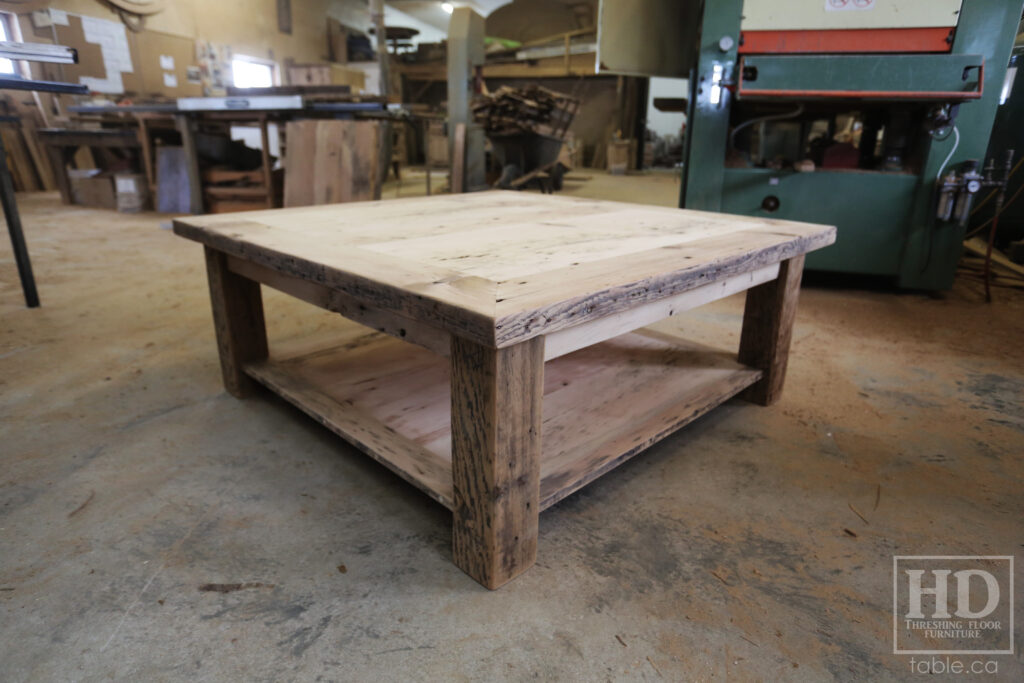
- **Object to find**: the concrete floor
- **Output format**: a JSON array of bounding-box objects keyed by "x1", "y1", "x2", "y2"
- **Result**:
[{"x1": 2, "y1": 172, "x2": 1022, "y2": 681}]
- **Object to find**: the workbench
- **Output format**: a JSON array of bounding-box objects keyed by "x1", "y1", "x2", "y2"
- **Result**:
[
  {"x1": 173, "y1": 192, "x2": 835, "y2": 589},
  {"x1": 66, "y1": 96, "x2": 388, "y2": 214},
  {"x1": 36, "y1": 128, "x2": 141, "y2": 206}
]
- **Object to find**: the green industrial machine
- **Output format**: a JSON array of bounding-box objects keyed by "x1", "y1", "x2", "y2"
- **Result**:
[{"x1": 678, "y1": 0, "x2": 1024, "y2": 289}]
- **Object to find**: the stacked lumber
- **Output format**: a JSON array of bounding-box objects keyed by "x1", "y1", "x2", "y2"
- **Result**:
[
  {"x1": 472, "y1": 85, "x2": 578, "y2": 138},
  {"x1": 0, "y1": 121, "x2": 57, "y2": 192},
  {"x1": 0, "y1": 90, "x2": 59, "y2": 192},
  {"x1": 202, "y1": 167, "x2": 279, "y2": 214},
  {"x1": 962, "y1": 237, "x2": 1024, "y2": 290}
]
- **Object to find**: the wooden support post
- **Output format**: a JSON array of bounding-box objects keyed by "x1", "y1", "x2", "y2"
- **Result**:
[
  {"x1": 176, "y1": 114, "x2": 204, "y2": 214},
  {"x1": 46, "y1": 146, "x2": 71, "y2": 204},
  {"x1": 204, "y1": 247, "x2": 268, "y2": 397},
  {"x1": 737, "y1": 254, "x2": 805, "y2": 406},
  {"x1": 259, "y1": 116, "x2": 274, "y2": 208},
  {"x1": 135, "y1": 116, "x2": 155, "y2": 195},
  {"x1": 450, "y1": 335, "x2": 544, "y2": 589}
]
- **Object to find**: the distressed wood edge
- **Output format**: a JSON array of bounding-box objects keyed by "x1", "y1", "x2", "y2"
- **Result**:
[
  {"x1": 174, "y1": 223, "x2": 499, "y2": 347},
  {"x1": 542, "y1": 263, "x2": 780, "y2": 361},
  {"x1": 493, "y1": 227, "x2": 835, "y2": 348},
  {"x1": 175, "y1": 218, "x2": 836, "y2": 353},
  {"x1": 227, "y1": 256, "x2": 452, "y2": 357}
]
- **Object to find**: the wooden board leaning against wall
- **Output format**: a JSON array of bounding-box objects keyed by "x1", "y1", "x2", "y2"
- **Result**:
[{"x1": 283, "y1": 119, "x2": 383, "y2": 207}]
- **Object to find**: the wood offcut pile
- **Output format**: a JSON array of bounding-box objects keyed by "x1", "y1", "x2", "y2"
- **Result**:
[{"x1": 472, "y1": 85, "x2": 578, "y2": 139}]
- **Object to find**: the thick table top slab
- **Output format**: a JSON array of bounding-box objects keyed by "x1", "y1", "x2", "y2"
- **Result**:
[{"x1": 174, "y1": 191, "x2": 835, "y2": 347}]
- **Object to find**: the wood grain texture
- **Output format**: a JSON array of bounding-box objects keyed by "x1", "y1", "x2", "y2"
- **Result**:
[
  {"x1": 284, "y1": 120, "x2": 381, "y2": 207},
  {"x1": 204, "y1": 246, "x2": 268, "y2": 397},
  {"x1": 450, "y1": 335, "x2": 544, "y2": 589},
  {"x1": 240, "y1": 328, "x2": 761, "y2": 513},
  {"x1": 46, "y1": 146, "x2": 71, "y2": 204},
  {"x1": 245, "y1": 355, "x2": 455, "y2": 508},
  {"x1": 536, "y1": 328, "x2": 761, "y2": 508},
  {"x1": 542, "y1": 263, "x2": 778, "y2": 360},
  {"x1": 226, "y1": 255, "x2": 452, "y2": 357},
  {"x1": 176, "y1": 216, "x2": 498, "y2": 346},
  {"x1": 259, "y1": 117, "x2": 274, "y2": 209},
  {"x1": 256, "y1": 116, "x2": 272, "y2": 208},
  {"x1": 175, "y1": 192, "x2": 835, "y2": 348},
  {"x1": 21, "y1": 124, "x2": 56, "y2": 191},
  {"x1": 282, "y1": 119, "x2": 316, "y2": 208},
  {"x1": 738, "y1": 254, "x2": 805, "y2": 406}
]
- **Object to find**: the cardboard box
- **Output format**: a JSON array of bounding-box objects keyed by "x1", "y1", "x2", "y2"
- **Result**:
[
  {"x1": 69, "y1": 169, "x2": 116, "y2": 209},
  {"x1": 114, "y1": 173, "x2": 149, "y2": 213}
]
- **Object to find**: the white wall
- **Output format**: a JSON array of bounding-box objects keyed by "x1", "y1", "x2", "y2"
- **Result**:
[{"x1": 647, "y1": 76, "x2": 687, "y2": 138}]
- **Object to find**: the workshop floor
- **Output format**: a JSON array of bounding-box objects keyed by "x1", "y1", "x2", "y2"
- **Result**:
[{"x1": 2, "y1": 174, "x2": 1022, "y2": 681}]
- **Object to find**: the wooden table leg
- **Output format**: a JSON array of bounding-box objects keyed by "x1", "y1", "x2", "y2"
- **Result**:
[
  {"x1": 135, "y1": 116, "x2": 156, "y2": 196},
  {"x1": 259, "y1": 116, "x2": 274, "y2": 209},
  {"x1": 738, "y1": 254, "x2": 805, "y2": 406},
  {"x1": 450, "y1": 335, "x2": 544, "y2": 589},
  {"x1": 204, "y1": 246, "x2": 268, "y2": 398}
]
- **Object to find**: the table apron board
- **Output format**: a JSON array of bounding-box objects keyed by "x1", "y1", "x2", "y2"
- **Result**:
[
  {"x1": 225, "y1": 254, "x2": 780, "y2": 361},
  {"x1": 227, "y1": 255, "x2": 451, "y2": 357}
]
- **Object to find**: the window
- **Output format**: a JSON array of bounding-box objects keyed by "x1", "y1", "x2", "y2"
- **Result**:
[
  {"x1": 0, "y1": 15, "x2": 17, "y2": 75},
  {"x1": 231, "y1": 56, "x2": 275, "y2": 88}
]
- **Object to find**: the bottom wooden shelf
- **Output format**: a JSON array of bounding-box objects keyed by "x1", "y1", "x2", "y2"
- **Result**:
[{"x1": 244, "y1": 328, "x2": 762, "y2": 511}]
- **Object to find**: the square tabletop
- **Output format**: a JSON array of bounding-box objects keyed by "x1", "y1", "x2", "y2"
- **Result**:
[{"x1": 173, "y1": 191, "x2": 835, "y2": 347}]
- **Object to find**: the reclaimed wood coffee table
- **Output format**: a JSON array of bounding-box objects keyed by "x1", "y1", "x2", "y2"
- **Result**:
[{"x1": 174, "y1": 192, "x2": 835, "y2": 589}]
